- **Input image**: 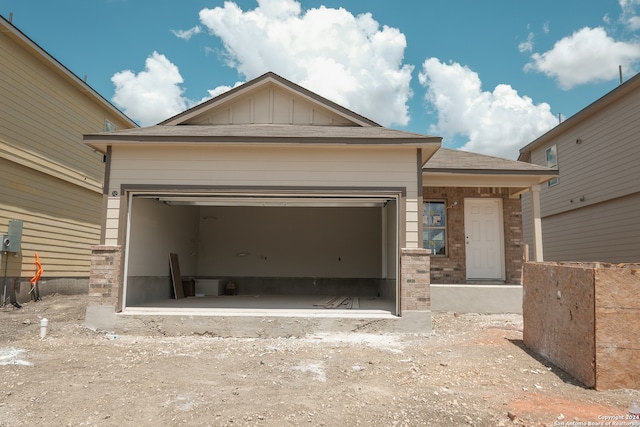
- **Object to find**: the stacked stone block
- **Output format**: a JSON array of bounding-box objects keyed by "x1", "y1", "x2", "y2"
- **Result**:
[
  {"x1": 400, "y1": 248, "x2": 431, "y2": 313},
  {"x1": 88, "y1": 245, "x2": 122, "y2": 307}
]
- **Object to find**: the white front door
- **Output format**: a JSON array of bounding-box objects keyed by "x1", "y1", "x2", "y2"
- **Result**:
[{"x1": 464, "y1": 198, "x2": 505, "y2": 280}]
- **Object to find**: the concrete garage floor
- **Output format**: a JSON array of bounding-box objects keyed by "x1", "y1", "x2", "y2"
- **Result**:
[{"x1": 124, "y1": 294, "x2": 397, "y2": 318}]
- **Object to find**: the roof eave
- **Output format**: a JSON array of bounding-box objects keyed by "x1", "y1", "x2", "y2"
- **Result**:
[
  {"x1": 519, "y1": 72, "x2": 640, "y2": 159},
  {"x1": 83, "y1": 135, "x2": 442, "y2": 154},
  {"x1": 0, "y1": 15, "x2": 138, "y2": 129},
  {"x1": 422, "y1": 170, "x2": 559, "y2": 190}
]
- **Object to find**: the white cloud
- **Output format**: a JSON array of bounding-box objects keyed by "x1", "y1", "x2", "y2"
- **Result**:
[
  {"x1": 192, "y1": 81, "x2": 246, "y2": 106},
  {"x1": 525, "y1": 27, "x2": 640, "y2": 89},
  {"x1": 619, "y1": 0, "x2": 640, "y2": 29},
  {"x1": 171, "y1": 25, "x2": 202, "y2": 40},
  {"x1": 518, "y1": 32, "x2": 534, "y2": 53},
  {"x1": 197, "y1": 0, "x2": 413, "y2": 127},
  {"x1": 419, "y1": 58, "x2": 558, "y2": 159},
  {"x1": 111, "y1": 52, "x2": 188, "y2": 126}
]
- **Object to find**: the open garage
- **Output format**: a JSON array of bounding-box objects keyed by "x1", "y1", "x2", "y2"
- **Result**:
[
  {"x1": 123, "y1": 191, "x2": 400, "y2": 314},
  {"x1": 84, "y1": 72, "x2": 439, "y2": 324}
]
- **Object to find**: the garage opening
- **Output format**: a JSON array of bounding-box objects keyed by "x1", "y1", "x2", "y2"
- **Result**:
[{"x1": 122, "y1": 192, "x2": 400, "y2": 316}]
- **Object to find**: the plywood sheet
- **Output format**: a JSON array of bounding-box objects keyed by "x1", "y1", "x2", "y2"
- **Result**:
[
  {"x1": 169, "y1": 253, "x2": 184, "y2": 299},
  {"x1": 522, "y1": 262, "x2": 596, "y2": 388}
]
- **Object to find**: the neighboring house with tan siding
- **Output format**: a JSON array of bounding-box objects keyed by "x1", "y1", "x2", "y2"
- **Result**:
[
  {"x1": 519, "y1": 72, "x2": 640, "y2": 263},
  {"x1": 84, "y1": 71, "x2": 556, "y2": 328},
  {"x1": 0, "y1": 15, "x2": 137, "y2": 302}
]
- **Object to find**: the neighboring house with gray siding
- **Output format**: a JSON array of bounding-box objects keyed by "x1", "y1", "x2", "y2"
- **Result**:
[
  {"x1": 0, "y1": 15, "x2": 137, "y2": 302},
  {"x1": 519, "y1": 72, "x2": 640, "y2": 263}
]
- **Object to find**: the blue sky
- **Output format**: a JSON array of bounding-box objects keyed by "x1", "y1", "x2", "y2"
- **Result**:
[{"x1": 3, "y1": 0, "x2": 640, "y2": 158}]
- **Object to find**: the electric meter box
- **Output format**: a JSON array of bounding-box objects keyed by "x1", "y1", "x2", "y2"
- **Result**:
[{"x1": 1, "y1": 220, "x2": 23, "y2": 253}]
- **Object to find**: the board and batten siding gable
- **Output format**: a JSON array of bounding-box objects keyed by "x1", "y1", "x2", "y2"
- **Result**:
[
  {"x1": 187, "y1": 84, "x2": 354, "y2": 126},
  {"x1": 103, "y1": 144, "x2": 421, "y2": 248}
]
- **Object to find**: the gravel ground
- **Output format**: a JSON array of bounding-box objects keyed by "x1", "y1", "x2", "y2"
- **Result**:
[{"x1": 1, "y1": 294, "x2": 638, "y2": 427}]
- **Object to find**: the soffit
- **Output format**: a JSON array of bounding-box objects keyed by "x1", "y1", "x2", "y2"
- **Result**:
[{"x1": 423, "y1": 147, "x2": 558, "y2": 192}]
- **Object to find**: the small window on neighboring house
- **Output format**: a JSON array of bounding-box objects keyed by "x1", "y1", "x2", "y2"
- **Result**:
[
  {"x1": 104, "y1": 119, "x2": 117, "y2": 132},
  {"x1": 546, "y1": 145, "x2": 558, "y2": 187},
  {"x1": 423, "y1": 201, "x2": 446, "y2": 256}
]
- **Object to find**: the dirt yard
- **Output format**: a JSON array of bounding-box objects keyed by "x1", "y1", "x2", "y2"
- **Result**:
[{"x1": 1, "y1": 294, "x2": 638, "y2": 427}]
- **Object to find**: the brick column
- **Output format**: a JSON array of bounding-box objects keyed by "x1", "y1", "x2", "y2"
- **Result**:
[
  {"x1": 89, "y1": 245, "x2": 122, "y2": 308},
  {"x1": 400, "y1": 248, "x2": 431, "y2": 314}
]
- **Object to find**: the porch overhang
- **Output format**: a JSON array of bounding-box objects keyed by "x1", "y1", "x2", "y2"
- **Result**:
[{"x1": 422, "y1": 170, "x2": 559, "y2": 198}]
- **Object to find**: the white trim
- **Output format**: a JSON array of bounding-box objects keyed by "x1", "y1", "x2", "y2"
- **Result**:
[
  {"x1": 464, "y1": 198, "x2": 505, "y2": 280},
  {"x1": 381, "y1": 206, "x2": 387, "y2": 278},
  {"x1": 530, "y1": 184, "x2": 544, "y2": 262},
  {"x1": 121, "y1": 192, "x2": 134, "y2": 311}
]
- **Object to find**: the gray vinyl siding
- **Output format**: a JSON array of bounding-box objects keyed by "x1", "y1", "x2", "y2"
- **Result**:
[
  {"x1": 531, "y1": 88, "x2": 640, "y2": 217},
  {"x1": 522, "y1": 80, "x2": 640, "y2": 262},
  {"x1": 540, "y1": 192, "x2": 640, "y2": 262}
]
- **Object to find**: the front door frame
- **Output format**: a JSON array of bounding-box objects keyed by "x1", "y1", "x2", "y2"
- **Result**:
[{"x1": 464, "y1": 198, "x2": 505, "y2": 281}]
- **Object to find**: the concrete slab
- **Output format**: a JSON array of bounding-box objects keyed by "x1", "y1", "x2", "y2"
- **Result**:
[
  {"x1": 85, "y1": 305, "x2": 116, "y2": 332},
  {"x1": 431, "y1": 284, "x2": 523, "y2": 314},
  {"x1": 115, "y1": 311, "x2": 432, "y2": 337}
]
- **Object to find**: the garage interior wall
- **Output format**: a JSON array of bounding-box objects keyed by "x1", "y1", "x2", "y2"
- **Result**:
[{"x1": 125, "y1": 197, "x2": 396, "y2": 306}]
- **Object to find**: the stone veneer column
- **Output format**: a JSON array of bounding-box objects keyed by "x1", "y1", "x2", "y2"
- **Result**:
[
  {"x1": 89, "y1": 245, "x2": 122, "y2": 308},
  {"x1": 400, "y1": 248, "x2": 431, "y2": 313}
]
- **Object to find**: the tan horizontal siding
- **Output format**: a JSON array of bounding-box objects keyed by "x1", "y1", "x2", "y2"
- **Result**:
[
  {"x1": 1, "y1": 161, "x2": 101, "y2": 278},
  {"x1": 109, "y1": 145, "x2": 417, "y2": 193},
  {"x1": 1, "y1": 159, "x2": 102, "y2": 222},
  {"x1": 105, "y1": 145, "x2": 419, "y2": 248},
  {"x1": 0, "y1": 31, "x2": 131, "y2": 182}
]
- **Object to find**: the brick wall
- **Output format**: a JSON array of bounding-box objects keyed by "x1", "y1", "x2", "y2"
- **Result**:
[
  {"x1": 423, "y1": 187, "x2": 523, "y2": 284},
  {"x1": 400, "y1": 248, "x2": 431, "y2": 313},
  {"x1": 89, "y1": 245, "x2": 122, "y2": 308}
]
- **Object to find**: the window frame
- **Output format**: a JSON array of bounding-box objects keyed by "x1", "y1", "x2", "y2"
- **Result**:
[
  {"x1": 546, "y1": 144, "x2": 558, "y2": 187},
  {"x1": 422, "y1": 200, "x2": 447, "y2": 256}
]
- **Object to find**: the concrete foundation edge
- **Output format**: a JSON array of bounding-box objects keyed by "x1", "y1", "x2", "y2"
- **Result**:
[
  {"x1": 85, "y1": 305, "x2": 116, "y2": 332},
  {"x1": 113, "y1": 311, "x2": 432, "y2": 337},
  {"x1": 431, "y1": 284, "x2": 522, "y2": 314}
]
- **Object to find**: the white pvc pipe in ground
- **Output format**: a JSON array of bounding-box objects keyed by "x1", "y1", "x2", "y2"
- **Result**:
[{"x1": 40, "y1": 318, "x2": 48, "y2": 339}]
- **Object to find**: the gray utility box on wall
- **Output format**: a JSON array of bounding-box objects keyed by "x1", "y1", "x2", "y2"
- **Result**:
[{"x1": 1, "y1": 220, "x2": 23, "y2": 253}]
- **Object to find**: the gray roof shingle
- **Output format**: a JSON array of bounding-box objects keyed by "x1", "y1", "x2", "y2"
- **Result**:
[
  {"x1": 424, "y1": 147, "x2": 557, "y2": 175},
  {"x1": 85, "y1": 124, "x2": 441, "y2": 144}
]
